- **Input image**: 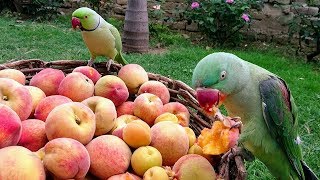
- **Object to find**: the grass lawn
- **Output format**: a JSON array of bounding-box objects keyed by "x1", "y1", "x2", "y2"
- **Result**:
[{"x1": 0, "y1": 15, "x2": 319, "y2": 179}]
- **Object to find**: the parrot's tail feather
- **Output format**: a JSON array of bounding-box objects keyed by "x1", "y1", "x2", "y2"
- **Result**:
[
  {"x1": 301, "y1": 161, "x2": 318, "y2": 180},
  {"x1": 115, "y1": 51, "x2": 128, "y2": 65}
]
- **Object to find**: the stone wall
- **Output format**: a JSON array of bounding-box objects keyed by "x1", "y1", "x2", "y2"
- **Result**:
[{"x1": 110, "y1": 0, "x2": 320, "y2": 43}]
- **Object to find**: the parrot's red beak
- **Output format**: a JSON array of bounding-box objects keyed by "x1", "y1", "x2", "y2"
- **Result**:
[
  {"x1": 196, "y1": 88, "x2": 226, "y2": 114},
  {"x1": 71, "y1": 17, "x2": 81, "y2": 29}
]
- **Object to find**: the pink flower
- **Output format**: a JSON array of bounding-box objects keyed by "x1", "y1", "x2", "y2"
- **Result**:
[
  {"x1": 191, "y1": 2, "x2": 200, "y2": 9},
  {"x1": 226, "y1": 0, "x2": 234, "y2": 4},
  {"x1": 241, "y1": 13, "x2": 250, "y2": 22},
  {"x1": 152, "y1": 4, "x2": 161, "y2": 10}
]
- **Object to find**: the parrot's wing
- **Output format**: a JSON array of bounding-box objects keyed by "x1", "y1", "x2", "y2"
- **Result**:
[
  {"x1": 109, "y1": 26, "x2": 122, "y2": 53},
  {"x1": 259, "y1": 75, "x2": 304, "y2": 178},
  {"x1": 109, "y1": 25, "x2": 128, "y2": 65}
]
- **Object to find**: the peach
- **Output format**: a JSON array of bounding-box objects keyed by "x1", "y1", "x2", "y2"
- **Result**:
[
  {"x1": 29, "y1": 68, "x2": 65, "y2": 96},
  {"x1": 116, "y1": 101, "x2": 134, "y2": 117},
  {"x1": 123, "y1": 120, "x2": 151, "y2": 148},
  {"x1": 0, "y1": 68, "x2": 26, "y2": 85},
  {"x1": 95, "y1": 75, "x2": 129, "y2": 106},
  {"x1": 172, "y1": 154, "x2": 216, "y2": 180},
  {"x1": 0, "y1": 146, "x2": 46, "y2": 180},
  {"x1": 138, "y1": 80, "x2": 170, "y2": 104},
  {"x1": 131, "y1": 146, "x2": 162, "y2": 176},
  {"x1": 111, "y1": 114, "x2": 141, "y2": 138},
  {"x1": 187, "y1": 144, "x2": 213, "y2": 163},
  {"x1": 133, "y1": 93, "x2": 163, "y2": 126},
  {"x1": 82, "y1": 96, "x2": 117, "y2": 135},
  {"x1": 118, "y1": 63, "x2": 149, "y2": 94},
  {"x1": 25, "y1": 86, "x2": 46, "y2": 118},
  {"x1": 150, "y1": 121, "x2": 189, "y2": 166},
  {"x1": 43, "y1": 138, "x2": 90, "y2": 179},
  {"x1": 154, "y1": 112, "x2": 179, "y2": 124},
  {"x1": 184, "y1": 127, "x2": 196, "y2": 148},
  {"x1": 34, "y1": 95, "x2": 72, "y2": 121},
  {"x1": 86, "y1": 135, "x2": 132, "y2": 179},
  {"x1": 45, "y1": 102, "x2": 96, "y2": 145},
  {"x1": 143, "y1": 166, "x2": 170, "y2": 180},
  {"x1": 17, "y1": 119, "x2": 48, "y2": 151},
  {"x1": 72, "y1": 66, "x2": 102, "y2": 84},
  {"x1": 108, "y1": 172, "x2": 142, "y2": 180},
  {"x1": 58, "y1": 72, "x2": 94, "y2": 102},
  {"x1": 0, "y1": 104, "x2": 22, "y2": 148},
  {"x1": 0, "y1": 78, "x2": 32, "y2": 120},
  {"x1": 163, "y1": 102, "x2": 190, "y2": 127}
]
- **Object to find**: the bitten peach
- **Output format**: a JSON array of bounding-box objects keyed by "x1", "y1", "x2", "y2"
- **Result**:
[
  {"x1": 86, "y1": 135, "x2": 132, "y2": 179},
  {"x1": 163, "y1": 102, "x2": 190, "y2": 127},
  {"x1": 0, "y1": 146, "x2": 46, "y2": 180},
  {"x1": 0, "y1": 68, "x2": 26, "y2": 85},
  {"x1": 0, "y1": 104, "x2": 22, "y2": 148},
  {"x1": 43, "y1": 138, "x2": 90, "y2": 179},
  {"x1": 34, "y1": 95, "x2": 72, "y2": 121},
  {"x1": 72, "y1": 66, "x2": 102, "y2": 84},
  {"x1": 58, "y1": 72, "x2": 94, "y2": 102},
  {"x1": 131, "y1": 146, "x2": 162, "y2": 176},
  {"x1": 123, "y1": 120, "x2": 151, "y2": 148},
  {"x1": 133, "y1": 93, "x2": 163, "y2": 126},
  {"x1": 118, "y1": 64, "x2": 149, "y2": 94},
  {"x1": 29, "y1": 68, "x2": 65, "y2": 96},
  {"x1": 172, "y1": 154, "x2": 216, "y2": 180},
  {"x1": 95, "y1": 75, "x2": 129, "y2": 106},
  {"x1": 138, "y1": 80, "x2": 170, "y2": 104},
  {"x1": 82, "y1": 96, "x2": 117, "y2": 136},
  {"x1": 17, "y1": 119, "x2": 48, "y2": 151},
  {"x1": 150, "y1": 121, "x2": 189, "y2": 166}
]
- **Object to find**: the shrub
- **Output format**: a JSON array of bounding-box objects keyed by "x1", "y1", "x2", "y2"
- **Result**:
[
  {"x1": 184, "y1": 0, "x2": 260, "y2": 46},
  {"x1": 289, "y1": 4, "x2": 320, "y2": 62}
]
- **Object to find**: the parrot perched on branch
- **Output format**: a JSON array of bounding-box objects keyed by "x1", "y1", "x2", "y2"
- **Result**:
[
  {"x1": 192, "y1": 52, "x2": 318, "y2": 179},
  {"x1": 71, "y1": 7, "x2": 128, "y2": 66}
]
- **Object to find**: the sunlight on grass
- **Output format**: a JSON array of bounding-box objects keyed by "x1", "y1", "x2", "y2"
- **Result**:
[{"x1": 0, "y1": 15, "x2": 319, "y2": 179}]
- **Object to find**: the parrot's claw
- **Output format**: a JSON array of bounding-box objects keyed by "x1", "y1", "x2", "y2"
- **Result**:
[
  {"x1": 106, "y1": 59, "x2": 114, "y2": 72},
  {"x1": 231, "y1": 120, "x2": 243, "y2": 133},
  {"x1": 87, "y1": 59, "x2": 94, "y2": 67},
  {"x1": 219, "y1": 146, "x2": 248, "y2": 180}
]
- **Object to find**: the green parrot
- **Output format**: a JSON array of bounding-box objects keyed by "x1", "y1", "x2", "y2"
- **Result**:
[
  {"x1": 192, "y1": 52, "x2": 318, "y2": 180},
  {"x1": 71, "y1": 7, "x2": 128, "y2": 66}
]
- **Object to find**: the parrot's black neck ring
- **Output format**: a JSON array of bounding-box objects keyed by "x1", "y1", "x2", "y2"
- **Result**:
[{"x1": 80, "y1": 17, "x2": 100, "y2": 32}]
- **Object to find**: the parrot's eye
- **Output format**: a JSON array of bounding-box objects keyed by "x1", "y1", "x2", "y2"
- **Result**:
[
  {"x1": 84, "y1": 16, "x2": 88, "y2": 19},
  {"x1": 220, "y1": 71, "x2": 227, "y2": 80}
]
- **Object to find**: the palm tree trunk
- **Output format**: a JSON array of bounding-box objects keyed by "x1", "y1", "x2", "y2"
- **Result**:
[{"x1": 122, "y1": 0, "x2": 149, "y2": 53}]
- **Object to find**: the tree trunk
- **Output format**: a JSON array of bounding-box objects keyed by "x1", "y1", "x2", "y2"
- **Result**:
[{"x1": 122, "y1": 0, "x2": 149, "y2": 53}]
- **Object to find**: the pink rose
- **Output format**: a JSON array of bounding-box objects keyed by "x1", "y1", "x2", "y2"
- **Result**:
[
  {"x1": 241, "y1": 13, "x2": 250, "y2": 22},
  {"x1": 226, "y1": 0, "x2": 234, "y2": 4},
  {"x1": 191, "y1": 2, "x2": 200, "y2": 9}
]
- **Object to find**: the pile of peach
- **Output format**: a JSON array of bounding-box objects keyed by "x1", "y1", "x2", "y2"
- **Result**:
[{"x1": 0, "y1": 64, "x2": 238, "y2": 180}]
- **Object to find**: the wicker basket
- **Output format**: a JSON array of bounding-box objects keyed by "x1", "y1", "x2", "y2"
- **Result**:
[{"x1": 0, "y1": 59, "x2": 246, "y2": 179}]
